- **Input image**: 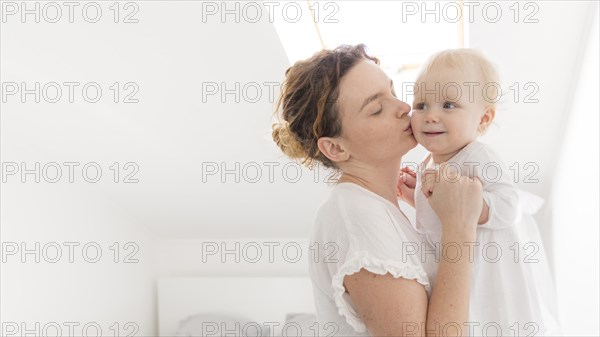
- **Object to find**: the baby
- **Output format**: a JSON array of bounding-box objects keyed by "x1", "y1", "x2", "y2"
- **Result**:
[{"x1": 398, "y1": 49, "x2": 562, "y2": 336}]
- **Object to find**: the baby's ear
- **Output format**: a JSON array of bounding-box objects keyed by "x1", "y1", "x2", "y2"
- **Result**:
[
  {"x1": 478, "y1": 106, "x2": 496, "y2": 133},
  {"x1": 317, "y1": 137, "x2": 350, "y2": 163}
]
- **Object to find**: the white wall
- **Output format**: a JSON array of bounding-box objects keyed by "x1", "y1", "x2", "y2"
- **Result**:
[
  {"x1": 1, "y1": 1, "x2": 598, "y2": 335},
  {"x1": 0, "y1": 183, "x2": 159, "y2": 335},
  {"x1": 157, "y1": 239, "x2": 310, "y2": 278},
  {"x1": 0, "y1": 1, "x2": 294, "y2": 335},
  {"x1": 552, "y1": 4, "x2": 600, "y2": 335}
]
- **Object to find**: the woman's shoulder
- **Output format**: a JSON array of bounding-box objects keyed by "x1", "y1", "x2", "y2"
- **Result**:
[
  {"x1": 310, "y1": 183, "x2": 434, "y2": 302},
  {"x1": 315, "y1": 183, "x2": 395, "y2": 222},
  {"x1": 311, "y1": 183, "x2": 417, "y2": 247}
]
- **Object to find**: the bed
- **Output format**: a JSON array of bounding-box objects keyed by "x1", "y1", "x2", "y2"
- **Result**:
[{"x1": 157, "y1": 276, "x2": 317, "y2": 336}]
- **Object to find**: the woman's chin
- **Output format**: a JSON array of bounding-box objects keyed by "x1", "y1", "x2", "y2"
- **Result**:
[{"x1": 396, "y1": 141, "x2": 417, "y2": 158}]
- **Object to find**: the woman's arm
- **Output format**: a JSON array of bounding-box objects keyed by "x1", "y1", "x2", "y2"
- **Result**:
[
  {"x1": 425, "y1": 230, "x2": 476, "y2": 337},
  {"x1": 423, "y1": 166, "x2": 482, "y2": 337},
  {"x1": 344, "y1": 271, "x2": 428, "y2": 336},
  {"x1": 344, "y1": 167, "x2": 482, "y2": 337}
]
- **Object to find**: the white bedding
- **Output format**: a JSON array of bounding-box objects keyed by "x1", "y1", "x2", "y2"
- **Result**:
[{"x1": 158, "y1": 277, "x2": 316, "y2": 336}]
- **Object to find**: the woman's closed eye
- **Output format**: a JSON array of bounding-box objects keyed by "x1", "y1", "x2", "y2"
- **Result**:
[{"x1": 372, "y1": 104, "x2": 383, "y2": 115}]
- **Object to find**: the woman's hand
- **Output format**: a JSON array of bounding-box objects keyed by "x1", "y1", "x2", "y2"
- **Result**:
[
  {"x1": 397, "y1": 166, "x2": 417, "y2": 207},
  {"x1": 424, "y1": 163, "x2": 483, "y2": 238},
  {"x1": 420, "y1": 168, "x2": 436, "y2": 199}
]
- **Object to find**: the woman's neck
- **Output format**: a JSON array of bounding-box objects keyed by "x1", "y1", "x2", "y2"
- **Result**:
[{"x1": 337, "y1": 162, "x2": 401, "y2": 209}]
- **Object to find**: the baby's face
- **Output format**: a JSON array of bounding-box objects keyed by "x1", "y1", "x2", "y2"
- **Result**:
[{"x1": 411, "y1": 66, "x2": 488, "y2": 162}]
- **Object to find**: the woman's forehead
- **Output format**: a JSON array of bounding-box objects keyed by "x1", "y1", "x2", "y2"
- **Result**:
[
  {"x1": 342, "y1": 60, "x2": 387, "y2": 88},
  {"x1": 339, "y1": 61, "x2": 389, "y2": 107}
]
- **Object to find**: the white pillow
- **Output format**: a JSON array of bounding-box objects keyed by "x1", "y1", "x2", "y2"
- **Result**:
[
  {"x1": 176, "y1": 313, "x2": 271, "y2": 337},
  {"x1": 279, "y1": 313, "x2": 318, "y2": 337}
]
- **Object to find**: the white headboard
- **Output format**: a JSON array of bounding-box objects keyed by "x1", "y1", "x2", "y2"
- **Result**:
[{"x1": 157, "y1": 277, "x2": 316, "y2": 336}]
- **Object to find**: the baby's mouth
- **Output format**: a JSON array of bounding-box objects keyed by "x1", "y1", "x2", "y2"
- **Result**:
[{"x1": 423, "y1": 131, "x2": 445, "y2": 137}]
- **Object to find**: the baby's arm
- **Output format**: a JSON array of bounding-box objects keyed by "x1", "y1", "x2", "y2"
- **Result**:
[
  {"x1": 468, "y1": 146, "x2": 520, "y2": 228},
  {"x1": 478, "y1": 200, "x2": 490, "y2": 225},
  {"x1": 480, "y1": 181, "x2": 520, "y2": 227}
]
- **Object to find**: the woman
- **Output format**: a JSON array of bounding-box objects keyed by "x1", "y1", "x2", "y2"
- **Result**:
[{"x1": 272, "y1": 44, "x2": 483, "y2": 337}]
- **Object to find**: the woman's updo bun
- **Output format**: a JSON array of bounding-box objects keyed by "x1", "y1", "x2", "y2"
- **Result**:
[{"x1": 271, "y1": 122, "x2": 307, "y2": 160}]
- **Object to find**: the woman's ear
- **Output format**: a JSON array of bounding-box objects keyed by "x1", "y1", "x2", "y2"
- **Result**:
[
  {"x1": 317, "y1": 137, "x2": 350, "y2": 163},
  {"x1": 479, "y1": 106, "x2": 496, "y2": 133}
]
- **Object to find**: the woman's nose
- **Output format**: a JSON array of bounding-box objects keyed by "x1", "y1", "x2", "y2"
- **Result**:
[{"x1": 396, "y1": 100, "x2": 411, "y2": 118}]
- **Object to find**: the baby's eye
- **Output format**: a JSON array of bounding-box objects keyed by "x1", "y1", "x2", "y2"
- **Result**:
[
  {"x1": 443, "y1": 102, "x2": 456, "y2": 109},
  {"x1": 442, "y1": 101, "x2": 456, "y2": 109},
  {"x1": 413, "y1": 102, "x2": 426, "y2": 110}
]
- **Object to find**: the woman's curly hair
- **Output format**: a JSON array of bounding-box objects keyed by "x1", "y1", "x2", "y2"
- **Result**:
[{"x1": 272, "y1": 44, "x2": 379, "y2": 169}]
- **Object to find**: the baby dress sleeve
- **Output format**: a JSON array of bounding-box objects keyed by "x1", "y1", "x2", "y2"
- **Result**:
[{"x1": 465, "y1": 143, "x2": 520, "y2": 229}]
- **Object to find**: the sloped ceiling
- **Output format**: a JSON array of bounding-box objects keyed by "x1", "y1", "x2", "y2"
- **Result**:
[
  {"x1": 1, "y1": 1, "x2": 595, "y2": 239},
  {"x1": 1, "y1": 2, "x2": 330, "y2": 239}
]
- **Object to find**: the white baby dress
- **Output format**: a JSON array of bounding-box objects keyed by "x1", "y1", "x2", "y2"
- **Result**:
[{"x1": 414, "y1": 141, "x2": 562, "y2": 336}]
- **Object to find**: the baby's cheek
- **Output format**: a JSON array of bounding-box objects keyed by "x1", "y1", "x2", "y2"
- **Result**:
[
  {"x1": 411, "y1": 124, "x2": 424, "y2": 144},
  {"x1": 410, "y1": 116, "x2": 422, "y2": 134}
]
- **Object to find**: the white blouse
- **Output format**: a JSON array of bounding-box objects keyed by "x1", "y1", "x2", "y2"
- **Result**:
[
  {"x1": 308, "y1": 182, "x2": 438, "y2": 336},
  {"x1": 414, "y1": 141, "x2": 562, "y2": 336}
]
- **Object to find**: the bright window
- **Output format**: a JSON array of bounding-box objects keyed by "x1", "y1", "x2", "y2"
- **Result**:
[{"x1": 272, "y1": 0, "x2": 466, "y2": 101}]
